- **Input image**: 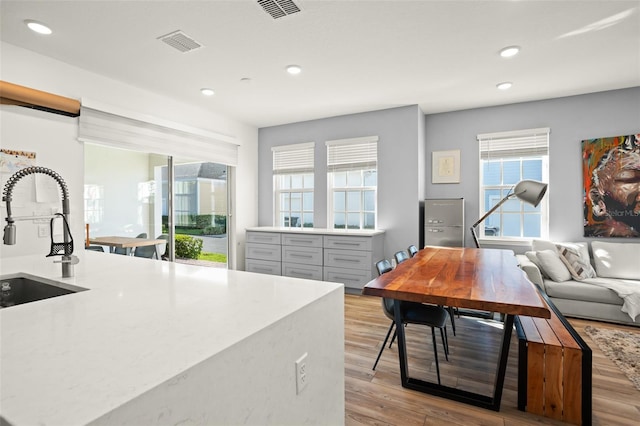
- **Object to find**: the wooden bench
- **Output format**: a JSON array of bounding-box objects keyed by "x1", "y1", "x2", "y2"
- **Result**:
[{"x1": 515, "y1": 291, "x2": 592, "y2": 425}]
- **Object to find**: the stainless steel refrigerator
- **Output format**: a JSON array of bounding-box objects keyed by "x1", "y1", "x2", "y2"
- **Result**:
[{"x1": 424, "y1": 198, "x2": 464, "y2": 247}]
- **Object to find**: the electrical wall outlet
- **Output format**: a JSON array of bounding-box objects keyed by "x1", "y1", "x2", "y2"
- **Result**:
[{"x1": 295, "y1": 352, "x2": 308, "y2": 395}]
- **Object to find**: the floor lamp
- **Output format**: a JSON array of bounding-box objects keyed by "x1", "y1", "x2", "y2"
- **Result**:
[{"x1": 470, "y1": 179, "x2": 548, "y2": 248}]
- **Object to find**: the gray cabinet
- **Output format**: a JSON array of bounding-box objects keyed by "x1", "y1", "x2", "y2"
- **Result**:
[{"x1": 245, "y1": 228, "x2": 384, "y2": 290}]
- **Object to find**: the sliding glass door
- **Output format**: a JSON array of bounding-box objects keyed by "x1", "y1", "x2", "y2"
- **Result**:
[{"x1": 84, "y1": 144, "x2": 228, "y2": 267}]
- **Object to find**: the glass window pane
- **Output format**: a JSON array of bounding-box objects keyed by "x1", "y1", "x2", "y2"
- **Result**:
[
  {"x1": 483, "y1": 161, "x2": 501, "y2": 186},
  {"x1": 523, "y1": 159, "x2": 542, "y2": 181},
  {"x1": 364, "y1": 213, "x2": 375, "y2": 229},
  {"x1": 303, "y1": 173, "x2": 314, "y2": 189},
  {"x1": 503, "y1": 198, "x2": 520, "y2": 212},
  {"x1": 524, "y1": 201, "x2": 540, "y2": 212},
  {"x1": 347, "y1": 170, "x2": 362, "y2": 187},
  {"x1": 280, "y1": 212, "x2": 287, "y2": 227},
  {"x1": 291, "y1": 174, "x2": 303, "y2": 189},
  {"x1": 280, "y1": 193, "x2": 290, "y2": 211},
  {"x1": 347, "y1": 191, "x2": 361, "y2": 211},
  {"x1": 503, "y1": 214, "x2": 521, "y2": 237},
  {"x1": 364, "y1": 170, "x2": 377, "y2": 186},
  {"x1": 334, "y1": 172, "x2": 347, "y2": 187},
  {"x1": 303, "y1": 192, "x2": 313, "y2": 211},
  {"x1": 484, "y1": 212, "x2": 500, "y2": 236},
  {"x1": 302, "y1": 212, "x2": 313, "y2": 228},
  {"x1": 484, "y1": 189, "x2": 501, "y2": 210},
  {"x1": 334, "y1": 191, "x2": 345, "y2": 211},
  {"x1": 347, "y1": 213, "x2": 360, "y2": 229},
  {"x1": 281, "y1": 175, "x2": 291, "y2": 190},
  {"x1": 363, "y1": 190, "x2": 375, "y2": 211},
  {"x1": 334, "y1": 213, "x2": 346, "y2": 229},
  {"x1": 503, "y1": 160, "x2": 521, "y2": 185},
  {"x1": 523, "y1": 214, "x2": 541, "y2": 237},
  {"x1": 290, "y1": 192, "x2": 302, "y2": 211}
]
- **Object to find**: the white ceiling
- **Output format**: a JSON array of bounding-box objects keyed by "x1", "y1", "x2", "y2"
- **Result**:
[{"x1": 1, "y1": 1, "x2": 639, "y2": 128}]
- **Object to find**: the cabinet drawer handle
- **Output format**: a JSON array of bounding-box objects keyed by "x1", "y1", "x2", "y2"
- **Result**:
[
  {"x1": 289, "y1": 239, "x2": 314, "y2": 244},
  {"x1": 333, "y1": 242, "x2": 360, "y2": 246},
  {"x1": 290, "y1": 253, "x2": 313, "y2": 258},
  {"x1": 254, "y1": 250, "x2": 275, "y2": 255},
  {"x1": 291, "y1": 270, "x2": 314, "y2": 277},
  {"x1": 335, "y1": 258, "x2": 359, "y2": 262},
  {"x1": 253, "y1": 267, "x2": 274, "y2": 273}
]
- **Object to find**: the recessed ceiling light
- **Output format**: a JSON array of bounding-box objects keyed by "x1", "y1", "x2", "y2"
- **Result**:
[
  {"x1": 286, "y1": 65, "x2": 302, "y2": 75},
  {"x1": 496, "y1": 82, "x2": 513, "y2": 90},
  {"x1": 25, "y1": 20, "x2": 52, "y2": 35},
  {"x1": 499, "y1": 46, "x2": 520, "y2": 58},
  {"x1": 200, "y1": 88, "x2": 215, "y2": 96}
]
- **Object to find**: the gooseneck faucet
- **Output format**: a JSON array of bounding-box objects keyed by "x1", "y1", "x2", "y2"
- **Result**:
[{"x1": 3, "y1": 166, "x2": 79, "y2": 277}]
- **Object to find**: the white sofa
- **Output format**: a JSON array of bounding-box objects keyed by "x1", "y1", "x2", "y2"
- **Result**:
[{"x1": 517, "y1": 240, "x2": 640, "y2": 327}]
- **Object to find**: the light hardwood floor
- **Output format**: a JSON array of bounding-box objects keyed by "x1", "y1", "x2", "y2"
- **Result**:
[{"x1": 344, "y1": 294, "x2": 640, "y2": 425}]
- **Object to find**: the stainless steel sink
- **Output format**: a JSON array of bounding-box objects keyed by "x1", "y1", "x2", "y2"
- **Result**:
[{"x1": 0, "y1": 273, "x2": 87, "y2": 308}]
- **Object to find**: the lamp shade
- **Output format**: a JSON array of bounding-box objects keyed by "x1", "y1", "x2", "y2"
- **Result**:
[{"x1": 513, "y1": 180, "x2": 548, "y2": 207}]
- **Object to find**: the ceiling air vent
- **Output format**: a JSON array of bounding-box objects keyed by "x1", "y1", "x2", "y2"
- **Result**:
[
  {"x1": 257, "y1": 0, "x2": 301, "y2": 19},
  {"x1": 157, "y1": 30, "x2": 203, "y2": 53}
]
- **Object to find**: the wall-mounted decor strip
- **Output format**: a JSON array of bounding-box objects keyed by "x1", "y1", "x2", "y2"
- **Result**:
[{"x1": 0, "y1": 80, "x2": 80, "y2": 117}]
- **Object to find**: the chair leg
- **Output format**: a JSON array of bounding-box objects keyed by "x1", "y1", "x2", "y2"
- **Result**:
[
  {"x1": 440, "y1": 327, "x2": 449, "y2": 361},
  {"x1": 431, "y1": 327, "x2": 441, "y2": 385},
  {"x1": 373, "y1": 321, "x2": 395, "y2": 370},
  {"x1": 447, "y1": 306, "x2": 456, "y2": 336}
]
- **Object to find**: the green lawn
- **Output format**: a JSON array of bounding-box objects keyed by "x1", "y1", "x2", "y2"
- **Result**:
[{"x1": 199, "y1": 252, "x2": 227, "y2": 263}]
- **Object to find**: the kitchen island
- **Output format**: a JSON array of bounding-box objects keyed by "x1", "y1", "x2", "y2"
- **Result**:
[{"x1": 0, "y1": 251, "x2": 345, "y2": 425}]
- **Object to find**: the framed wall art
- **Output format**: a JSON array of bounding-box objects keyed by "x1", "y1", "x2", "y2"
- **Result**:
[
  {"x1": 582, "y1": 133, "x2": 640, "y2": 238},
  {"x1": 432, "y1": 149, "x2": 460, "y2": 184}
]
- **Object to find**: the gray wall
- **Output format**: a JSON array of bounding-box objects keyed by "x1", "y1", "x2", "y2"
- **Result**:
[
  {"x1": 258, "y1": 105, "x2": 423, "y2": 260},
  {"x1": 257, "y1": 88, "x2": 639, "y2": 261},
  {"x1": 425, "y1": 87, "x2": 640, "y2": 249}
]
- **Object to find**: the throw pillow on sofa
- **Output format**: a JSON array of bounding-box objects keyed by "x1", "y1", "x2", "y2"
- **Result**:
[
  {"x1": 536, "y1": 249, "x2": 572, "y2": 282},
  {"x1": 591, "y1": 241, "x2": 640, "y2": 280},
  {"x1": 556, "y1": 243, "x2": 597, "y2": 280}
]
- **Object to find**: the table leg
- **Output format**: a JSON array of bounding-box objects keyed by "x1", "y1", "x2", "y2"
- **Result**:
[{"x1": 392, "y1": 300, "x2": 514, "y2": 412}]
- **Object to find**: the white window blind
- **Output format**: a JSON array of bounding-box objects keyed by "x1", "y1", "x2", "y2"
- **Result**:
[
  {"x1": 272, "y1": 142, "x2": 315, "y2": 174},
  {"x1": 78, "y1": 102, "x2": 239, "y2": 166},
  {"x1": 477, "y1": 127, "x2": 549, "y2": 159},
  {"x1": 326, "y1": 136, "x2": 378, "y2": 172}
]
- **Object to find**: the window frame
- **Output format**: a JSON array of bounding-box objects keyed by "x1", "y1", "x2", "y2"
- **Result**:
[
  {"x1": 272, "y1": 142, "x2": 315, "y2": 228},
  {"x1": 477, "y1": 128, "x2": 550, "y2": 244},
  {"x1": 326, "y1": 136, "x2": 378, "y2": 230}
]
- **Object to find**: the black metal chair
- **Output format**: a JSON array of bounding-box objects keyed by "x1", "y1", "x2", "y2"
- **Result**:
[
  {"x1": 85, "y1": 245, "x2": 104, "y2": 252},
  {"x1": 394, "y1": 250, "x2": 410, "y2": 264},
  {"x1": 408, "y1": 244, "x2": 419, "y2": 257},
  {"x1": 372, "y1": 259, "x2": 449, "y2": 385}
]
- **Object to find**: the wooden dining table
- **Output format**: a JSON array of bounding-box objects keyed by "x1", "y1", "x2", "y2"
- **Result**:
[
  {"x1": 88, "y1": 236, "x2": 166, "y2": 256},
  {"x1": 362, "y1": 245, "x2": 550, "y2": 411}
]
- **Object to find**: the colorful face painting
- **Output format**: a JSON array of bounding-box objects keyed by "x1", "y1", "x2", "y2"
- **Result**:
[{"x1": 583, "y1": 133, "x2": 640, "y2": 237}]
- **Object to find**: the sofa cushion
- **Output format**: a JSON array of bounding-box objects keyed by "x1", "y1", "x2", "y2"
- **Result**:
[
  {"x1": 532, "y1": 239, "x2": 557, "y2": 252},
  {"x1": 556, "y1": 243, "x2": 597, "y2": 280},
  {"x1": 544, "y1": 278, "x2": 624, "y2": 305},
  {"x1": 536, "y1": 249, "x2": 571, "y2": 282},
  {"x1": 525, "y1": 251, "x2": 549, "y2": 278},
  {"x1": 591, "y1": 241, "x2": 640, "y2": 280}
]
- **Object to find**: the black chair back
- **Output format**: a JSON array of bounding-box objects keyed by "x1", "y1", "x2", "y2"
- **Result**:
[
  {"x1": 395, "y1": 250, "x2": 410, "y2": 264},
  {"x1": 375, "y1": 259, "x2": 393, "y2": 276},
  {"x1": 408, "y1": 245, "x2": 419, "y2": 257}
]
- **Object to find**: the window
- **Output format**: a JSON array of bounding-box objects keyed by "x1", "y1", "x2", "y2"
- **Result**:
[
  {"x1": 477, "y1": 128, "x2": 549, "y2": 240},
  {"x1": 272, "y1": 142, "x2": 315, "y2": 228},
  {"x1": 326, "y1": 136, "x2": 378, "y2": 229}
]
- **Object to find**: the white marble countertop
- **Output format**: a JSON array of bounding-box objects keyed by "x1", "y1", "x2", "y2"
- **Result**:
[
  {"x1": 0, "y1": 252, "x2": 342, "y2": 425},
  {"x1": 246, "y1": 226, "x2": 385, "y2": 236}
]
